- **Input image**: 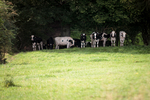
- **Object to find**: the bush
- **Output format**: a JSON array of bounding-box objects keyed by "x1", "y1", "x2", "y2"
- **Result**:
[
  {"x1": 0, "y1": 0, "x2": 18, "y2": 64},
  {"x1": 3, "y1": 74, "x2": 15, "y2": 88}
]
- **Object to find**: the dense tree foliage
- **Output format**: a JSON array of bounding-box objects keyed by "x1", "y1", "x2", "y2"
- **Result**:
[
  {"x1": 1, "y1": 0, "x2": 150, "y2": 52},
  {"x1": 7, "y1": 0, "x2": 75, "y2": 49},
  {"x1": 69, "y1": 0, "x2": 129, "y2": 31},
  {"x1": 123, "y1": 0, "x2": 150, "y2": 45},
  {"x1": 0, "y1": 0, "x2": 17, "y2": 63}
]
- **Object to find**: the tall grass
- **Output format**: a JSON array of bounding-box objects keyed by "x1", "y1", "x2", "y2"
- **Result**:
[{"x1": 0, "y1": 45, "x2": 150, "y2": 100}]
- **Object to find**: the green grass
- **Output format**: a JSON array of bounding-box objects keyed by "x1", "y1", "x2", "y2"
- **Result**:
[{"x1": 0, "y1": 46, "x2": 150, "y2": 100}]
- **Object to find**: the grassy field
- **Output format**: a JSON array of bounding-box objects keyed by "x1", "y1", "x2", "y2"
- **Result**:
[{"x1": 0, "y1": 46, "x2": 150, "y2": 100}]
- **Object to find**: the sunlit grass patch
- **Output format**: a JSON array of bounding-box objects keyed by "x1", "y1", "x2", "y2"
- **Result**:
[{"x1": 0, "y1": 45, "x2": 150, "y2": 100}]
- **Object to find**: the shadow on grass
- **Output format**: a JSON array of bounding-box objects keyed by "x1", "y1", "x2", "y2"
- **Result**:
[{"x1": 41, "y1": 45, "x2": 150, "y2": 54}]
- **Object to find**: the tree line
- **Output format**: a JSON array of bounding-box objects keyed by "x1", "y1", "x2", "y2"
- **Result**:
[{"x1": 0, "y1": 0, "x2": 150, "y2": 63}]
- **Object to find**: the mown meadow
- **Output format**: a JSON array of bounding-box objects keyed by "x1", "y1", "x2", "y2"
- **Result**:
[{"x1": 0, "y1": 45, "x2": 150, "y2": 100}]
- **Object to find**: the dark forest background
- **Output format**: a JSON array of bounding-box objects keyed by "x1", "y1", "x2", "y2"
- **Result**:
[{"x1": 0, "y1": 0, "x2": 150, "y2": 62}]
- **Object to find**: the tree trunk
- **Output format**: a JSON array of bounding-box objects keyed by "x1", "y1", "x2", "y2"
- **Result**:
[
  {"x1": 61, "y1": 25, "x2": 70, "y2": 36},
  {"x1": 141, "y1": 24, "x2": 149, "y2": 45},
  {"x1": 116, "y1": 31, "x2": 119, "y2": 46}
]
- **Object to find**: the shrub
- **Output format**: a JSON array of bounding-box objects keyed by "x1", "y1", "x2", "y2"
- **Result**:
[
  {"x1": 3, "y1": 74, "x2": 15, "y2": 88},
  {"x1": 0, "y1": 0, "x2": 18, "y2": 64}
]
